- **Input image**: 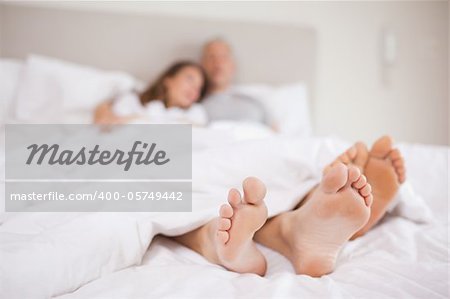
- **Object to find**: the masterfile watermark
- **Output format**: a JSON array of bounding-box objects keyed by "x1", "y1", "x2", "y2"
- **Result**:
[
  {"x1": 6, "y1": 182, "x2": 192, "y2": 212},
  {"x1": 26, "y1": 141, "x2": 170, "y2": 171},
  {"x1": 6, "y1": 124, "x2": 191, "y2": 180},
  {"x1": 5, "y1": 124, "x2": 192, "y2": 212}
]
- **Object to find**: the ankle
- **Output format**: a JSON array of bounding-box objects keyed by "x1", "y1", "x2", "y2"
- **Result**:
[
  {"x1": 277, "y1": 212, "x2": 298, "y2": 257},
  {"x1": 203, "y1": 220, "x2": 221, "y2": 261}
]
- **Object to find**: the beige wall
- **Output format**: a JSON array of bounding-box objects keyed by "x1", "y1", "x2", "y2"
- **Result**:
[{"x1": 2, "y1": 1, "x2": 449, "y2": 145}]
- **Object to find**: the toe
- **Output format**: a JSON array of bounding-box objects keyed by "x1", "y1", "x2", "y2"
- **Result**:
[
  {"x1": 364, "y1": 194, "x2": 373, "y2": 207},
  {"x1": 321, "y1": 162, "x2": 348, "y2": 193},
  {"x1": 352, "y1": 174, "x2": 367, "y2": 189},
  {"x1": 359, "y1": 183, "x2": 372, "y2": 197},
  {"x1": 323, "y1": 161, "x2": 340, "y2": 175},
  {"x1": 347, "y1": 165, "x2": 361, "y2": 183},
  {"x1": 243, "y1": 177, "x2": 267, "y2": 204},
  {"x1": 217, "y1": 231, "x2": 229, "y2": 244},
  {"x1": 323, "y1": 164, "x2": 332, "y2": 175},
  {"x1": 339, "y1": 146, "x2": 357, "y2": 164},
  {"x1": 353, "y1": 142, "x2": 369, "y2": 170},
  {"x1": 371, "y1": 135, "x2": 393, "y2": 159},
  {"x1": 396, "y1": 167, "x2": 406, "y2": 183},
  {"x1": 347, "y1": 145, "x2": 357, "y2": 159},
  {"x1": 393, "y1": 158, "x2": 404, "y2": 168},
  {"x1": 218, "y1": 218, "x2": 232, "y2": 230},
  {"x1": 396, "y1": 165, "x2": 406, "y2": 175},
  {"x1": 338, "y1": 153, "x2": 350, "y2": 164},
  {"x1": 389, "y1": 148, "x2": 402, "y2": 161},
  {"x1": 219, "y1": 204, "x2": 234, "y2": 218},
  {"x1": 389, "y1": 149, "x2": 406, "y2": 184},
  {"x1": 227, "y1": 188, "x2": 242, "y2": 208}
]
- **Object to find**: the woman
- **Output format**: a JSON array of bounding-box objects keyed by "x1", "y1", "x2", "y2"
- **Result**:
[{"x1": 94, "y1": 60, "x2": 209, "y2": 125}]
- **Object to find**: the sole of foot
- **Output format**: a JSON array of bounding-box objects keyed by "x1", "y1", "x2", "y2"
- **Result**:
[
  {"x1": 214, "y1": 177, "x2": 269, "y2": 275},
  {"x1": 352, "y1": 135, "x2": 405, "y2": 238},
  {"x1": 281, "y1": 163, "x2": 372, "y2": 277}
]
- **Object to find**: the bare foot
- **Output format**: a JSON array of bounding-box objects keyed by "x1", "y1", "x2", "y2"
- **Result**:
[
  {"x1": 175, "y1": 177, "x2": 269, "y2": 275},
  {"x1": 352, "y1": 136, "x2": 405, "y2": 238},
  {"x1": 214, "y1": 177, "x2": 268, "y2": 275},
  {"x1": 277, "y1": 163, "x2": 372, "y2": 277},
  {"x1": 323, "y1": 141, "x2": 369, "y2": 173}
]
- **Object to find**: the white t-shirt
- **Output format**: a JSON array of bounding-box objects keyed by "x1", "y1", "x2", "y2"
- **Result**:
[{"x1": 112, "y1": 92, "x2": 208, "y2": 125}]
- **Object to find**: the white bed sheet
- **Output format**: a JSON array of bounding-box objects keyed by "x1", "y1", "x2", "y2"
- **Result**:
[
  {"x1": 0, "y1": 127, "x2": 448, "y2": 299},
  {"x1": 55, "y1": 138, "x2": 448, "y2": 299}
]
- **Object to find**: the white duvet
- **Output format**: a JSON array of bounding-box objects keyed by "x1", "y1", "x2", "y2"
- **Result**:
[{"x1": 0, "y1": 125, "x2": 448, "y2": 299}]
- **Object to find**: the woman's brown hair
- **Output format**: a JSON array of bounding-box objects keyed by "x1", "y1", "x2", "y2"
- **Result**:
[{"x1": 139, "y1": 60, "x2": 208, "y2": 106}]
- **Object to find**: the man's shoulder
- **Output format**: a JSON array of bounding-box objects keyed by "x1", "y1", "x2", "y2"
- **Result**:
[
  {"x1": 204, "y1": 85, "x2": 250, "y2": 100},
  {"x1": 203, "y1": 89, "x2": 232, "y2": 103}
]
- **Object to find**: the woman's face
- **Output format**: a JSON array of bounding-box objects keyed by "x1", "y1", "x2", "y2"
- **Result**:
[{"x1": 164, "y1": 66, "x2": 204, "y2": 109}]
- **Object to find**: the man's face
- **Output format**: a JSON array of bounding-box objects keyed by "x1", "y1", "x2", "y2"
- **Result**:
[{"x1": 201, "y1": 41, "x2": 235, "y2": 91}]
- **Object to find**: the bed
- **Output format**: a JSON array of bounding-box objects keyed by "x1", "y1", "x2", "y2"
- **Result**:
[
  {"x1": 53, "y1": 141, "x2": 450, "y2": 299},
  {"x1": 0, "y1": 4, "x2": 448, "y2": 299},
  {"x1": 0, "y1": 131, "x2": 448, "y2": 299}
]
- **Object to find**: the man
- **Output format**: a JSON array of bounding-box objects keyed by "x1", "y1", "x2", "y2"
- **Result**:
[{"x1": 200, "y1": 38, "x2": 268, "y2": 124}]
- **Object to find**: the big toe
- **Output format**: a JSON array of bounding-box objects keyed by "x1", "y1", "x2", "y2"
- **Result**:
[
  {"x1": 242, "y1": 177, "x2": 267, "y2": 204},
  {"x1": 371, "y1": 135, "x2": 393, "y2": 159},
  {"x1": 337, "y1": 145, "x2": 357, "y2": 164},
  {"x1": 321, "y1": 162, "x2": 348, "y2": 193}
]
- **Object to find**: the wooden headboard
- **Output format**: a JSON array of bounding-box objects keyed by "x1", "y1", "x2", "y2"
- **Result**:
[{"x1": 0, "y1": 3, "x2": 316, "y2": 92}]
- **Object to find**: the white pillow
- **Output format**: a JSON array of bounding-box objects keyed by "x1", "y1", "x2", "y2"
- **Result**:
[
  {"x1": 14, "y1": 55, "x2": 138, "y2": 123},
  {"x1": 0, "y1": 58, "x2": 24, "y2": 123},
  {"x1": 234, "y1": 83, "x2": 312, "y2": 137}
]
